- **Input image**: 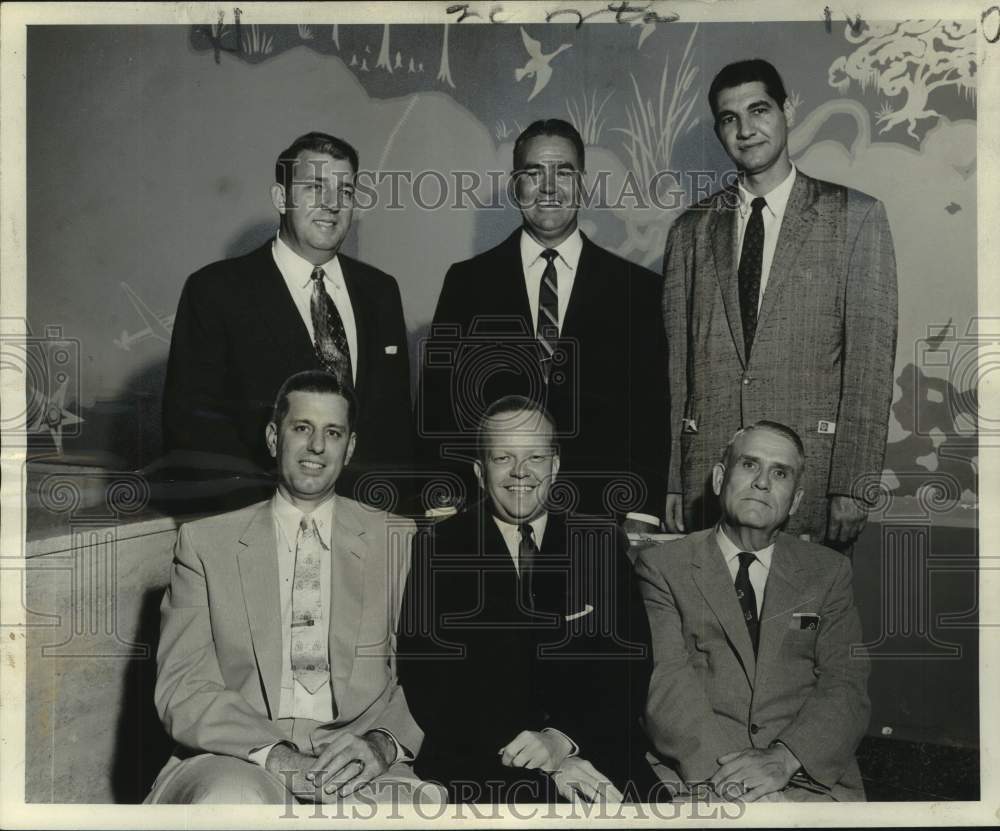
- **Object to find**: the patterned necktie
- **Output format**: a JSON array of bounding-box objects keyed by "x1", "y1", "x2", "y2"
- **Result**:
[
  {"x1": 735, "y1": 551, "x2": 759, "y2": 655},
  {"x1": 291, "y1": 516, "x2": 330, "y2": 694},
  {"x1": 536, "y1": 249, "x2": 559, "y2": 382},
  {"x1": 310, "y1": 266, "x2": 353, "y2": 384},
  {"x1": 518, "y1": 523, "x2": 538, "y2": 611},
  {"x1": 737, "y1": 196, "x2": 767, "y2": 361}
]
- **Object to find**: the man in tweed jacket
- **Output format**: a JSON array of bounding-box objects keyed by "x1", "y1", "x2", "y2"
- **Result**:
[{"x1": 662, "y1": 59, "x2": 898, "y2": 545}]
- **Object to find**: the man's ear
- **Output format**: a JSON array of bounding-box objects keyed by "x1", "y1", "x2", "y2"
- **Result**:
[
  {"x1": 265, "y1": 421, "x2": 278, "y2": 459},
  {"x1": 270, "y1": 183, "x2": 287, "y2": 214},
  {"x1": 711, "y1": 462, "x2": 726, "y2": 497},
  {"x1": 783, "y1": 97, "x2": 795, "y2": 129},
  {"x1": 473, "y1": 460, "x2": 485, "y2": 490},
  {"x1": 344, "y1": 432, "x2": 357, "y2": 467},
  {"x1": 550, "y1": 451, "x2": 560, "y2": 480},
  {"x1": 788, "y1": 487, "x2": 805, "y2": 517}
]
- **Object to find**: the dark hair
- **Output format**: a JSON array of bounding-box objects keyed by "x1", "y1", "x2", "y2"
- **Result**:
[
  {"x1": 512, "y1": 119, "x2": 585, "y2": 172},
  {"x1": 708, "y1": 59, "x2": 788, "y2": 118},
  {"x1": 721, "y1": 420, "x2": 805, "y2": 470},
  {"x1": 476, "y1": 395, "x2": 558, "y2": 459},
  {"x1": 275, "y1": 132, "x2": 359, "y2": 190},
  {"x1": 270, "y1": 370, "x2": 358, "y2": 432}
]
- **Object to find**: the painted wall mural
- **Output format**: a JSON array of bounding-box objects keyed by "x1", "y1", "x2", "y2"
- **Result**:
[{"x1": 23, "y1": 19, "x2": 977, "y2": 508}]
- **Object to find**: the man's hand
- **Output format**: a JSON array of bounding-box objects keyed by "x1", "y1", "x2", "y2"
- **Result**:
[
  {"x1": 265, "y1": 743, "x2": 328, "y2": 802},
  {"x1": 826, "y1": 495, "x2": 868, "y2": 545},
  {"x1": 499, "y1": 730, "x2": 572, "y2": 773},
  {"x1": 551, "y1": 757, "x2": 624, "y2": 805},
  {"x1": 709, "y1": 745, "x2": 800, "y2": 802},
  {"x1": 622, "y1": 516, "x2": 661, "y2": 535},
  {"x1": 664, "y1": 494, "x2": 686, "y2": 533},
  {"x1": 310, "y1": 731, "x2": 393, "y2": 799}
]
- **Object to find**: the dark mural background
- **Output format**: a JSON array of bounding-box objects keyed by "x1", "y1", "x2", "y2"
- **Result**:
[{"x1": 22, "y1": 18, "x2": 977, "y2": 508}]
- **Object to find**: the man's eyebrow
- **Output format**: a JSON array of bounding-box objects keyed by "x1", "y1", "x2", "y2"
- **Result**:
[{"x1": 748, "y1": 98, "x2": 773, "y2": 108}]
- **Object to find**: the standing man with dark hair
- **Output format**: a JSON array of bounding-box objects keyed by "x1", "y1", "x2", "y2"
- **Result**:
[
  {"x1": 163, "y1": 131, "x2": 413, "y2": 509},
  {"x1": 417, "y1": 119, "x2": 668, "y2": 530},
  {"x1": 662, "y1": 59, "x2": 898, "y2": 546}
]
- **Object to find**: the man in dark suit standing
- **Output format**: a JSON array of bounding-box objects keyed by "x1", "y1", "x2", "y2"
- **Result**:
[
  {"x1": 398, "y1": 395, "x2": 654, "y2": 804},
  {"x1": 662, "y1": 60, "x2": 898, "y2": 545},
  {"x1": 162, "y1": 132, "x2": 412, "y2": 509},
  {"x1": 417, "y1": 120, "x2": 668, "y2": 531}
]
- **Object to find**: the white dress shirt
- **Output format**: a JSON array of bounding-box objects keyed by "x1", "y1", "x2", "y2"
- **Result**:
[
  {"x1": 735, "y1": 165, "x2": 797, "y2": 311},
  {"x1": 492, "y1": 512, "x2": 549, "y2": 575},
  {"x1": 272, "y1": 234, "x2": 358, "y2": 384},
  {"x1": 715, "y1": 525, "x2": 775, "y2": 617},
  {"x1": 520, "y1": 228, "x2": 583, "y2": 335}
]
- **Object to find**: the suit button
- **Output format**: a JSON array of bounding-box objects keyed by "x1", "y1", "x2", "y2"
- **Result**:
[
  {"x1": 750, "y1": 723, "x2": 760, "y2": 735},
  {"x1": 743, "y1": 377, "x2": 751, "y2": 385}
]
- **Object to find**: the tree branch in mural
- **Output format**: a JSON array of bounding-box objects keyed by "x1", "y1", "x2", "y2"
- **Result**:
[
  {"x1": 437, "y1": 23, "x2": 456, "y2": 88},
  {"x1": 377, "y1": 25, "x2": 393, "y2": 73},
  {"x1": 828, "y1": 20, "x2": 976, "y2": 140},
  {"x1": 609, "y1": 24, "x2": 699, "y2": 266},
  {"x1": 516, "y1": 28, "x2": 572, "y2": 101},
  {"x1": 566, "y1": 88, "x2": 614, "y2": 145}
]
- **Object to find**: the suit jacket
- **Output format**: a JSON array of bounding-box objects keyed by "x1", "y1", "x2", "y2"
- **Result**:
[
  {"x1": 663, "y1": 172, "x2": 898, "y2": 537},
  {"x1": 635, "y1": 529, "x2": 870, "y2": 801},
  {"x1": 153, "y1": 496, "x2": 422, "y2": 767},
  {"x1": 417, "y1": 229, "x2": 669, "y2": 519},
  {"x1": 396, "y1": 501, "x2": 653, "y2": 798},
  {"x1": 162, "y1": 241, "x2": 413, "y2": 507}
]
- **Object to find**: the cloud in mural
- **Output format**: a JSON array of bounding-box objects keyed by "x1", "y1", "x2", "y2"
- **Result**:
[{"x1": 515, "y1": 28, "x2": 572, "y2": 101}]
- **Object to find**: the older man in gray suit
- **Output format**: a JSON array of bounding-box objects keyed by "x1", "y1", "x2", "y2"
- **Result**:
[
  {"x1": 662, "y1": 59, "x2": 898, "y2": 546},
  {"x1": 637, "y1": 421, "x2": 870, "y2": 802}
]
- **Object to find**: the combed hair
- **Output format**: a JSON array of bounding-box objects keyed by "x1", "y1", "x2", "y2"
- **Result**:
[
  {"x1": 476, "y1": 395, "x2": 558, "y2": 459},
  {"x1": 512, "y1": 119, "x2": 585, "y2": 172},
  {"x1": 708, "y1": 59, "x2": 788, "y2": 118},
  {"x1": 275, "y1": 132, "x2": 359, "y2": 189},
  {"x1": 720, "y1": 420, "x2": 805, "y2": 469},
  {"x1": 271, "y1": 369, "x2": 358, "y2": 432}
]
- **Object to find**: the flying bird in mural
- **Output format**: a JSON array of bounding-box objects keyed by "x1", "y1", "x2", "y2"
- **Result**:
[
  {"x1": 515, "y1": 28, "x2": 572, "y2": 101},
  {"x1": 631, "y1": 15, "x2": 656, "y2": 48},
  {"x1": 29, "y1": 376, "x2": 83, "y2": 455},
  {"x1": 114, "y1": 282, "x2": 174, "y2": 351},
  {"x1": 945, "y1": 201, "x2": 962, "y2": 214}
]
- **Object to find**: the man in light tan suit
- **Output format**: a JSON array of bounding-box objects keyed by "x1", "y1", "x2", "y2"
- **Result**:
[
  {"x1": 663, "y1": 59, "x2": 898, "y2": 546},
  {"x1": 147, "y1": 370, "x2": 431, "y2": 805},
  {"x1": 637, "y1": 422, "x2": 870, "y2": 802}
]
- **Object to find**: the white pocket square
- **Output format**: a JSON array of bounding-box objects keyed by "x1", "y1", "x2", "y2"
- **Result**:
[
  {"x1": 385, "y1": 345, "x2": 398, "y2": 355},
  {"x1": 565, "y1": 604, "x2": 594, "y2": 622}
]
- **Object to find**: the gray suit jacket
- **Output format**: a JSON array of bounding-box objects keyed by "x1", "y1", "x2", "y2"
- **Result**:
[
  {"x1": 635, "y1": 529, "x2": 870, "y2": 801},
  {"x1": 153, "y1": 496, "x2": 422, "y2": 765},
  {"x1": 663, "y1": 172, "x2": 898, "y2": 537}
]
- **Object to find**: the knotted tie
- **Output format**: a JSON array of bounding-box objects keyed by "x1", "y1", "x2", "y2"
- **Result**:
[
  {"x1": 536, "y1": 249, "x2": 559, "y2": 382},
  {"x1": 735, "y1": 551, "x2": 759, "y2": 655},
  {"x1": 737, "y1": 196, "x2": 767, "y2": 360},
  {"x1": 310, "y1": 266, "x2": 353, "y2": 384},
  {"x1": 518, "y1": 523, "x2": 539, "y2": 611},
  {"x1": 291, "y1": 516, "x2": 330, "y2": 694}
]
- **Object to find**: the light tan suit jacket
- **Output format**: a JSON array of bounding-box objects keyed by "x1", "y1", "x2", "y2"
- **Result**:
[{"x1": 153, "y1": 496, "x2": 421, "y2": 769}]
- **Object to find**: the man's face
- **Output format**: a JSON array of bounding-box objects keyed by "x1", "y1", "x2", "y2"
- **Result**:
[
  {"x1": 713, "y1": 81, "x2": 793, "y2": 177},
  {"x1": 266, "y1": 390, "x2": 356, "y2": 510},
  {"x1": 515, "y1": 135, "x2": 581, "y2": 247},
  {"x1": 271, "y1": 150, "x2": 355, "y2": 264},
  {"x1": 712, "y1": 427, "x2": 804, "y2": 537},
  {"x1": 474, "y1": 411, "x2": 560, "y2": 524}
]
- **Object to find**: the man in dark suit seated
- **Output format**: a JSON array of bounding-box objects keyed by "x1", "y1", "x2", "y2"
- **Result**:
[
  {"x1": 161, "y1": 131, "x2": 413, "y2": 511},
  {"x1": 636, "y1": 421, "x2": 870, "y2": 802},
  {"x1": 398, "y1": 395, "x2": 655, "y2": 804},
  {"x1": 416, "y1": 119, "x2": 668, "y2": 530}
]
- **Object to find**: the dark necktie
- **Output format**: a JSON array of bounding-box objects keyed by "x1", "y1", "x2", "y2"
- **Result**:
[
  {"x1": 310, "y1": 266, "x2": 353, "y2": 384},
  {"x1": 735, "y1": 551, "x2": 759, "y2": 654},
  {"x1": 737, "y1": 196, "x2": 767, "y2": 360},
  {"x1": 536, "y1": 249, "x2": 559, "y2": 382},
  {"x1": 518, "y1": 523, "x2": 538, "y2": 611}
]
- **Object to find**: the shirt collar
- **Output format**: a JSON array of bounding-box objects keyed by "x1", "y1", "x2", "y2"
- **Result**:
[
  {"x1": 273, "y1": 232, "x2": 345, "y2": 291},
  {"x1": 492, "y1": 511, "x2": 549, "y2": 547},
  {"x1": 272, "y1": 490, "x2": 336, "y2": 550},
  {"x1": 715, "y1": 524, "x2": 775, "y2": 571},
  {"x1": 520, "y1": 227, "x2": 583, "y2": 272},
  {"x1": 737, "y1": 164, "x2": 797, "y2": 221}
]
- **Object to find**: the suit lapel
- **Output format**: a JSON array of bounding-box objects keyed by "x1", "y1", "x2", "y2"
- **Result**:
[
  {"x1": 340, "y1": 257, "x2": 371, "y2": 399},
  {"x1": 755, "y1": 537, "x2": 810, "y2": 681},
  {"x1": 709, "y1": 192, "x2": 747, "y2": 367},
  {"x1": 329, "y1": 497, "x2": 367, "y2": 705},
  {"x1": 755, "y1": 173, "x2": 820, "y2": 335},
  {"x1": 691, "y1": 532, "x2": 756, "y2": 683},
  {"x1": 560, "y1": 235, "x2": 596, "y2": 340},
  {"x1": 246, "y1": 242, "x2": 317, "y2": 366},
  {"x1": 236, "y1": 504, "x2": 284, "y2": 718},
  {"x1": 496, "y1": 230, "x2": 534, "y2": 326}
]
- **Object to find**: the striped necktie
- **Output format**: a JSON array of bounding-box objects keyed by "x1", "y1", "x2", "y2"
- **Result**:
[{"x1": 536, "y1": 249, "x2": 559, "y2": 382}]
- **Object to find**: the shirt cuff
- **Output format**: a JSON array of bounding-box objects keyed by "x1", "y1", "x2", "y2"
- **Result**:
[
  {"x1": 367, "y1": 728, "x2": 413, "y2": 764},
  {"x1": 542, "y1": 727, "x2": 579, "y2": 759},
  {"x1": 249, "y1": 742, "x2": 281, "y2": 768},
  {"x1": 626, "y1": 512, "x2": 661, "y2": 527}
]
